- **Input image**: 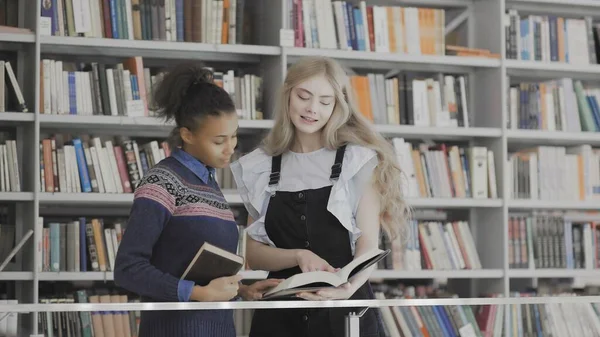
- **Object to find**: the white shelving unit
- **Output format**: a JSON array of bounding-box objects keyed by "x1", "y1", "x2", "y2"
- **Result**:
[{"x1": 1, "y1": 0, "x2": 599, "y2": 335}]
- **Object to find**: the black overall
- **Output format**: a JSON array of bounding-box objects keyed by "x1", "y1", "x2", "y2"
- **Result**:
[{"x1": 249, "y1": 145, "x2": 385, "y2": 337}]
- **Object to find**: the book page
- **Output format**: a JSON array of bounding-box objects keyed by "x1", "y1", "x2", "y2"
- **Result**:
[
  {"x1": 336, "y1": 248, "x2": 388, "y2": 281},
  {"x1": 263, "y1": 270, "x2": 344, "y2": 298}
]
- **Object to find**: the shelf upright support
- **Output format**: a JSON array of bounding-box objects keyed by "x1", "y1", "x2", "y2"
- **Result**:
[{"x1": 344, "y1": 307, "x2": 369, "y2": 337}]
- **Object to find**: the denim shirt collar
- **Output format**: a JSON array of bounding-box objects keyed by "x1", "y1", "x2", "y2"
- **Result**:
[{"x1": 171, "y1": 147, "x2": 215, "y2": 184}]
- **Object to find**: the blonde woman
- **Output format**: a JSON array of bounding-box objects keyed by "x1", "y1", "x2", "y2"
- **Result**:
[{"x1": 230, "y1": 56, "x2": 408, "y2": 337}]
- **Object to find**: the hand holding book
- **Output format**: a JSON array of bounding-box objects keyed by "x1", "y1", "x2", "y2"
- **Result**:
[
  {"x1": 296, "y1": 249, "x2": 338, "y2": 273},
  {"x1": 190, "y1": 274, "x2": 242, "y2": 302},
  {"x1": 261, "y1": 248, "x2": 390, "y2": 300}
]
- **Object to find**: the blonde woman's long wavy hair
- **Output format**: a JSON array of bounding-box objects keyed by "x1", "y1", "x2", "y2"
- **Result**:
[{"x1": 262, "y1": 56, "x2": 410, "y2": 240}]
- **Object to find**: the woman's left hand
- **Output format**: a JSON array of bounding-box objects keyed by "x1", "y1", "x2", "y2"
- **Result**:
[
  {"x1": 296, "y1": 282, "x2": 355, "y2": 301},
  {"x1": 239, "y1": 279, "x2": 283, "y2": 301}
]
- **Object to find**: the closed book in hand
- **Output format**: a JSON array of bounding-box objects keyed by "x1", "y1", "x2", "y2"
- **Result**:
[{"x1": 180, "y1": 242, "x2": 244, "y2": 286}]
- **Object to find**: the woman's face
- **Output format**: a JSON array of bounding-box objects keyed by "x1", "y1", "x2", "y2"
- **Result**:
[
  {"x1": 181, "y1": 112, "x2": 238, "y2": 169},
  {"x1": 288, "y1": 74, "x2": 336, "y2": 136}
]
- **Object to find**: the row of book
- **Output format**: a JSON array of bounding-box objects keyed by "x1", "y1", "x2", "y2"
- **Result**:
[
  {"x1": 288, "y1": 0, "x2": 445, "y2": 56},
  {"x1": 507, "y1": 78, "x2": 600, "y2": 132},
  {"x1": 505, "y1": 11, "x2": 599, "y2": 65},
  {"x1": 40, "y1": 0, "x2": 253, "y2": 45},
  {"x1": 0, "y1": 139, "x2": 20, "y2": 192},
  {"x1": 509, "y1": 212, "x2": 600, "y2": 270},
  {"x1": 373, "y1": 284, "x2": 496, "y2": 337},
  {"x1": 507, "y1": 144, "x2": 600, "y2": 201},
  {"x1": 38, "y1": 217, "x2": 124, "y2": 273},
  {"x1": 393, "y1": 139, "x2": 496, "y2": 200},
  {"x1": 40, "y1": 56, "x2": 264, "y2": 121},
  {"x1": 379, "y1": 220, "x2": 483, "y2": 272},
  {"x1": 38, "y1": 290, "x2": 140, "y2": 337},
  {"x1": 506, "y1": 292, "x2": 600, "y2": 337},
  {"x1": 351, "y1": 73, "x2": 469, "y2": 128},
  {"x1": 39, "y1": 135, "x2": 170, "y2": 194}
]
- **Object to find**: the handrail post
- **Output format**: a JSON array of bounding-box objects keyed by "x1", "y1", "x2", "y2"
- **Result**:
[{"x1": 345, "y1": 307, "x2": 369, "y2": 337}]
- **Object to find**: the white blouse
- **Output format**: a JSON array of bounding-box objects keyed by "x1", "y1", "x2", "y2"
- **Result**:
[{"x1": 229, "y1": 144, "x2": 378, "y2": 254}]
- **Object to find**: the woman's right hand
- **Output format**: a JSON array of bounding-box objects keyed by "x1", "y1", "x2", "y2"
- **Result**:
[
  {"x1": 191, "y1": 274, "x2": 242, "y2": 302},
  {"x1": 295, "y1": 249, "x2": 337, "y2": 273}
]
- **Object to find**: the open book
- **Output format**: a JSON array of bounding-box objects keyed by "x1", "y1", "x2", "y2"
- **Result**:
[
  {"x1": 262, "y1": 248, "x2": 390, "y2": 300},
  {"x1": 180, "y1": 242, "x2": 244, "y2": 286}
]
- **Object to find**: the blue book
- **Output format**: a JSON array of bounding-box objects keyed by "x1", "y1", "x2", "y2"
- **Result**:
[{"x1": 73, "y1": 138, "x2": 92, "y2": 192}]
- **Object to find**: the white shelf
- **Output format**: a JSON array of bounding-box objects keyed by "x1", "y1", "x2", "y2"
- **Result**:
[
  {"x1": 506, "y1": 59, "x2": 600, "y2": 79},
  {"x1": 284, "y1": 47, "x2": 501, "y2": 70},
  {"x1": 507, "y1": 0, "x2": 600, "y2": 7},
  {"x1": 37, "y1": 115, "x2": 503, "y2": 140},
  {"x1": 408, "y1": 198, "x2": 503, "y2": 208},
  {"x1": 370, "y1": 269, "x2": 504, "y2": 279},
  {"x1": 0, "y1": 192, "x2": 34, "y2": 202},
  {"x1": 0, "y1": 112, "x2": 34, "y2": 122},
  {"x1": 373, "y1": 0, "x2": 473, "y2": 6},
  {"x1": 38, "y1": 190, "x2": 243, "y2": 206},
  {"x1": 505, "y1": 0, "x2": 600, "y2": 16},
  {"x1": 39, "y1": 36, "x2": 281, "y2": 62},
  {"x1": 37, "y1": 193, "x2": 500, "y2": 209},
  {"x1": 36, "y1": 269, "x2": 504, "y2": 282},
  {"x1": 0, "y1": 272, "x2": 33, "y2": 281},
  {"x1": 376, "y1": 125, "x2": 502, "y2": 139},
  {"x1": 38, "y1": 114, "x2": 273, "y2": 136},
  {"x1": 507, "y1": 129, "x2": 600, "y2": 146},
  {"x1": 38, "y1": 272, "x2": 114, "y2": 281},
  {"x1": 0, "y1": 32, "x2": 35, "y2": 43},
  {"x1": 38, "y1": 114, "x2": 273, "y2": 128},
  {"x1": 508, "y1": 199, "x2": 600, "y2": 210},
  {"x1": 508, "y1": 269, "x2": 600, "y2": 278}
]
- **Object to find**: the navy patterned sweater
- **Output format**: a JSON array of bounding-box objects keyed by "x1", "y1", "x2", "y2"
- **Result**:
[{"x1": 114, "y1": 148, "x2": 240, "y2": 337}]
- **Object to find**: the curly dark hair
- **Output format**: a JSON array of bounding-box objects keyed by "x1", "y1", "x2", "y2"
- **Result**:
[{"x1": 152, "y1": 61, "x2": 236, "y2": 148}]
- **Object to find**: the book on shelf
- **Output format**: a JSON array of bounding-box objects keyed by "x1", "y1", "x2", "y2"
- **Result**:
[
  {"x1": 0, "y1": 138, "x2": 21, "y2": 192},
  {"x1": 39, "y1": 134, "x2": 241, "y2": 194},
  {"x1": 288, "y1": 0, "x2": 447, "y2": 56},
  {"x1": 372, "y1": 283, "x2": 497, "y2": 337},
  {"x1": 0, "y1": 59, "x2": 28, "y2": 113},
  {"x1": 262, "y1": 248, "x2": 390, "y2": 300},
  {"x1": 379, "y1": 220, "x2": 483, "y2": 272},
  {"x1": 392, "y1": 139, "x2": 497, "y2": 200},
  {"x1": 505, "y1": 10, "x2": 600, "y2": 65},
  {"x1": 39, "y1": 57, "x2": 263, "y2": 120},
  {"x1": 38, "y1": 217, "x2": 125, "y2": 273},
  {"x1": 40, "y1": 0, "x2": 255, "y2": 45},
  {"x1": 180, "y1": 241, "x2": 244, "y2": 286},
  {"x1": 445, "y1": 45, "x2": 500, "y2": 59},
  {"x1": 506, "y1": 287, "x2": 600, "y2": 336},
  {"x1": 39, "y1": 290, "x2": 139, "y2": 337},
  {"x1": 508, "y1": 144, "x2": 600, "y2": 201},
  {"x1": 509, "y1": 212, "x2": 600, "y2": 270},
  {"x1": 507, "y1": 78, "x2": 600, "y2": 132},
  {"x1": 350, "y1": 72, "x2": 470, "y2": 128},
  {"x1": 39, "y1": 134, "x2": 167, "y2": 194}
]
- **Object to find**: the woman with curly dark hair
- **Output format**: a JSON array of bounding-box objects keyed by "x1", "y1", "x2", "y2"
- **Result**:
[{"x1": 114, "y1": 61, "x2": 280, "y2": 337}]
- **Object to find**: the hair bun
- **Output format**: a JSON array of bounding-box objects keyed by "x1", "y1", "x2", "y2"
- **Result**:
[{"x1": 192, "y1": 67, "x2": 215, "y2": 86}]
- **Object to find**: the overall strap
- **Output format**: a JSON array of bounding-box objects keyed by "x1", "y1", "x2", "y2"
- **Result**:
[
  {"x1": 329, "y1": 144, "x2": 347, "y2": 181},
  {"x1": 269, "y1": 154, "x2": 282, "y2": 186}
]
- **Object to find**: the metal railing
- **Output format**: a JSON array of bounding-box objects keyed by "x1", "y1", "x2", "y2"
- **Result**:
[{"x1": 2, "y1": 295, "x2": 600, "y2": 337}]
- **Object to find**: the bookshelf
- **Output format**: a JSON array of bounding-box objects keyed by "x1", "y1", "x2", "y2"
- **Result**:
[{"x1": 1, "y1": 0, "x2": 600, "y2": 335}]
